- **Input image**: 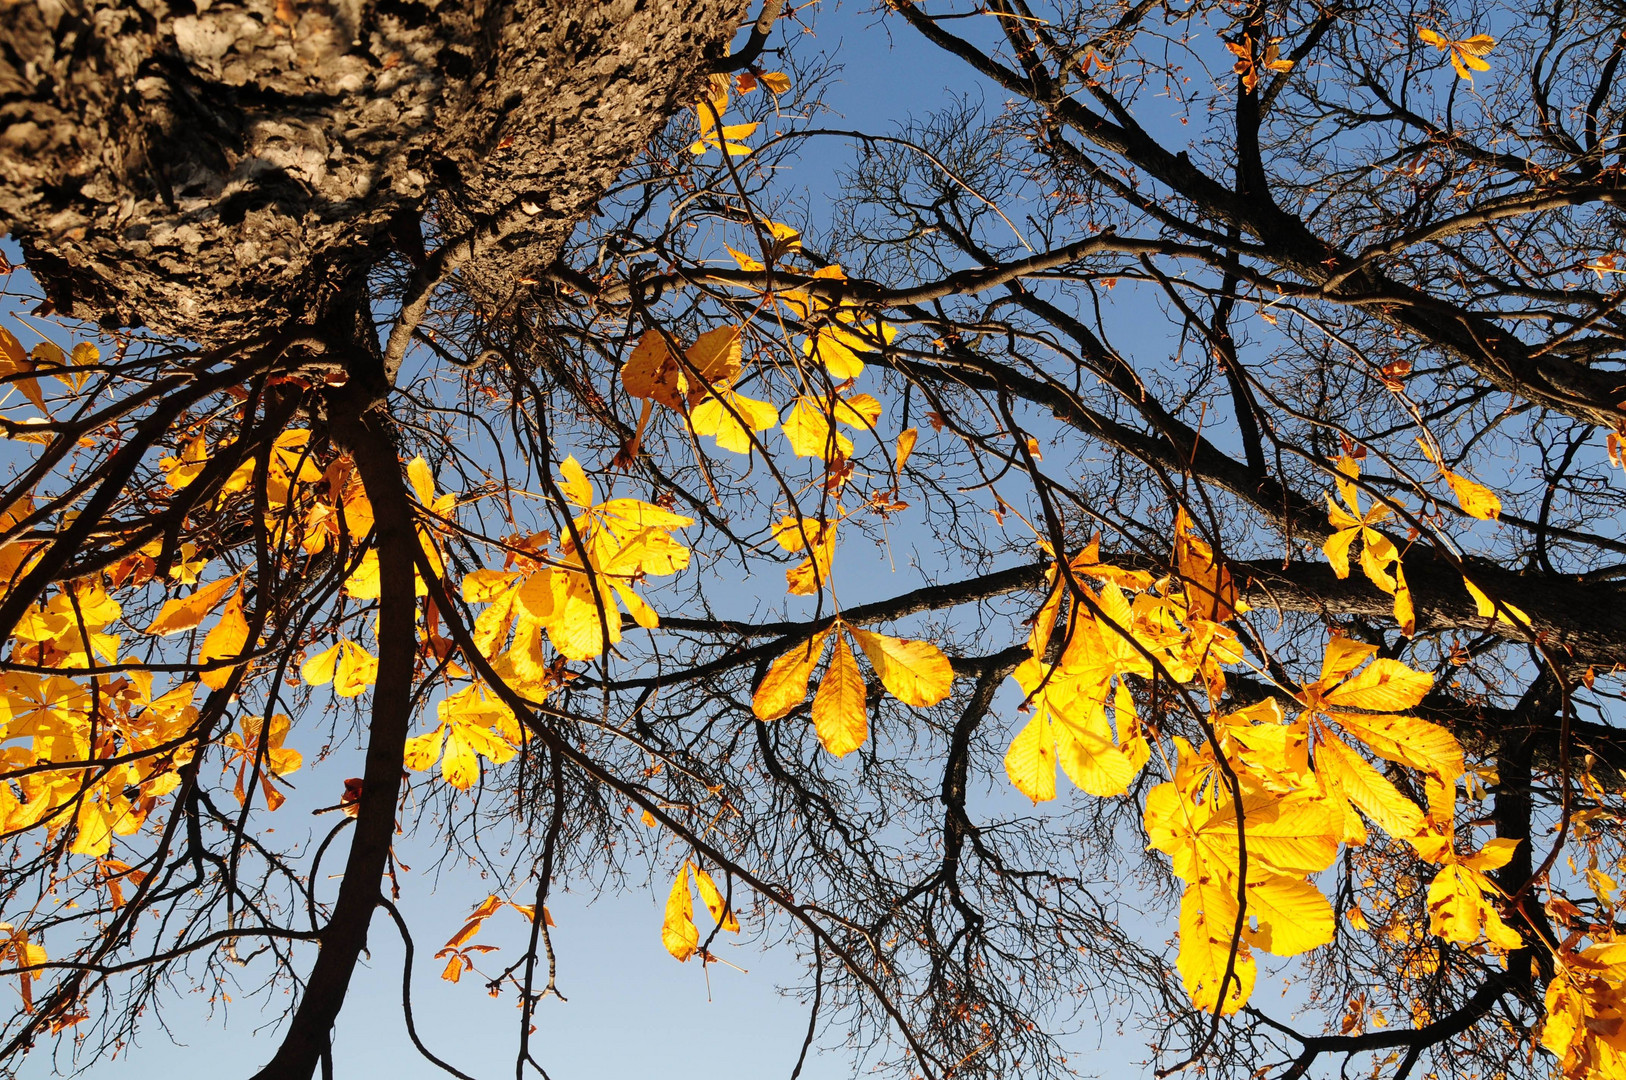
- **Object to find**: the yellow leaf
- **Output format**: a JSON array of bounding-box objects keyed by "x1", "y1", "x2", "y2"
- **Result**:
[
  {"x1": 833, "y1": 392, "x2": 883, "y2": 430},
  {"x1": 1173, "y1": 509, "x2": 1243, "y2": 621},
  {"x1": 1444, "y1": 470, "x2": 1501, "y2": 520},
  {"x1": 1318, "y1": 638, "x2": 1377, "y2": 684},
  {"x1": 557, "y1": 456, "x2": 594, "y2": 509},
  {"x1": 440, "y1": 726, "x2": 483, "y2": 790},
  {"x1": 895, "y1": 428, "x2": 918, "y2": 472},
  {"x1": 1145, "y1": 784, "x2": 1340, "y2": 881},
  {"x1": 1244, "y1": 873, "x2": 1334, "y2": 956},
  {"x1": 407, "y1": 457, "x2": 436, "y2": 506},
  {"x1": 1357, "y1": 529, "x2": 1398, "y2": 593},
  {"x1": 1418, "y1": 25, "x2": 1496, "y2": 81},
  {"x1": 1427, "y1": 864, "x2": 1516, "y2": 947},
  {"x1": 1463, "y1": 836, "x2": 1520, "y2": 873},
  {"x1": 805, "y1": 328, "x2": 866, "y2": 379},
  {"x1": 463, "y1": 569, "x2": 521, "y2": 603},
  {"x1": 344, "y1": 550, "x2": 380, "y2": 599},
  {"x1": 161, "y1": 436, "x2": 210, "y2": 491},
  {"x1": 199, "y1": 591, "x2": 250, "y2": 690},
  {"x1": 781, "y1": 398, "x2": 853, "y2": 460},
  {"x1": 1463, "y1": 577, "x2": 1530, "y2": 628},
  {"x1": 1326, "y1": 711, "x2": 1464, "y2": 781},
  {"x1": 71, "y1": 799, "x2": 116, "y2": 858},
  {"x1": 725, "y1": 245, "x2": 765, "y2": 272},
  {"x1": 1322, "y1": 521, "x2": 1359, "y2": 580},
  {"x1": 812, "y1": 635, "x2": 867, "y2": 758},
  {"x1": 847, "y1": 627, "x2": 953, "y2": 707},
  {"x1": 754, "y1": 630, "x2": 832, "y2": 721},
  {"x1": 403, "y1": 726, "x2": 447, "y2": 772},
  {"x1": 1322, "y1": 658, "x2": 1432, "y2": 711},
  {"x1": 662, "y1": 863, "x2": 699, "y2": 961},
  {"x1": 1178, "y1": 878, "x2": 1255, "y2": 1015},
  {"x1": 333, "y1": 641, "x2": 378, "y2": 698},
  {"x1": 760, "y1": 71, "x2": 792, "y2": 95},
  {"x1": 1392, "y1": 563, "x2": 1415, "y2": 637},
  {"x1": 622, "y1": 330, "x2": 685, "y2": 411},
  {"x1": 690, "y1": 389, "x2": 778, "y2": 454},
  {"x1": 301, "y1": 641, "x2": 342, "y2": 686},
  {"x1": 1005, "y1": 712, "x2": 1057, "y2": 803},
  {"x1": 1316, "y1": 734, "x2": 1425, "y2": 838},
  {"x1": 693, "y1": 866, "x2": 739, "y2": 932},
  {"x1": 1047, "y1": 686, "x2": 1138, "y2": 796},
  {"x1": 145, "y1": 575, "x2": 241, "y2": 636},
  {"x1": 684, "y1": 326, "x2": 744, "y2": 398}
]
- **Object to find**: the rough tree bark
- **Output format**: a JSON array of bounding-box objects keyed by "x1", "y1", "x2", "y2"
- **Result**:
[{"x1": 0, "y1": 0, "x2": 746, "y2": 341}]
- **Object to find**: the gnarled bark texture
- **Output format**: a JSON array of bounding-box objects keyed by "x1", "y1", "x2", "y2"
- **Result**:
[{"x1": 0, "y1": 0, "x2": 742, "y2": 340}]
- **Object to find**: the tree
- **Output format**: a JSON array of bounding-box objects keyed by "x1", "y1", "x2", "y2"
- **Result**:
[{"x1": 0, "y1": 0, "x2": 1624, "y2": 1076}]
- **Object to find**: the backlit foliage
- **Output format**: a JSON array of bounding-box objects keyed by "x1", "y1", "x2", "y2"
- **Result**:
[{"x1": 0, "y1": 1, "x2": 1623, "y2": 1078}]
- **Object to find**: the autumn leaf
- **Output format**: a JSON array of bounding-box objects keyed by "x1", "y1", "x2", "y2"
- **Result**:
[
  {"x1": 198, "y1": 591, "x2": 250, "y2": 690},
  {"x1": 894, "y1": 428, "x2": 918, "y2": 473},
  {"x1": 1445, "y1": 472, "x2": 1501, "y2": 520},
  {"x1": 1177, "y1": 877, "x2": 1255, "y2": 1016},
  {"x1": 690, "y1": 388, "x2": 778, "y2": 454},
  {"x1": 333, "y1": 640, "x2": 379, "y2": 698},
  {"x1": 803, "y1": 313, "x2": 896, "y2": 379},
  {"x1": 146, "y1": 575, "x2": 241, "y2": 636},
  {"x1": 1463, "y1": 576, "x2": 1530, "y2": 628},
  {"x1": 847, "y1": 627, "x2": 953, "y2": 708},
  {"x1": 1005, "y1": 658, "x2": 1140, "y2": 800},
  {"x1": 812, "y1": 634, "x2": 868, "y2": 757},
  {"x1": 782, "y1": 397, "x2": 854, "y2": 460},
  {"x1": 624, "y1": 327, "x2": 745, "y2": 413},
  {"x1": 754, "y1": 629, "x2": 833, "y2": 721},
  {"x1": 1418, "y1": 439, "x2": 1501, "y2": 519},
  {"x1": 693, "y1": 865, "x2": 740, "y2": 933},
  {"x1": 1243, "y1": 873, "x2": 1333, "y2": 956},
  {"x1": 301, "y1": 641, "x2": 343, "y2": 686},
  {"x1": 1173, "y1": 509, "x2": 1243, "y2": 621},
  {"x1": 1428, "y1": 863, "x2": 1522, "y2": 950},
  {"x1": 662, "y1": 863, "x2": 700, "y2": 961},
  {"x1": 1005, "y1": 711, "x2": 1058, "y2": 803},
  {"x1": 689, "y1": 95, "x2": 759, "y2": 157},
  {"x1": 1315, "y1": 733, "x2": 1425, "y2": 840},
  {"x1": 1321, "y1": 456, "x2": 1411, "y2": 632},
  {"x1": 1319, "y1": 657, "x2": 1433, "y2": 712},
  {"x1": 1418, "y1": 26, "x2": 1496, "y2": 81}
]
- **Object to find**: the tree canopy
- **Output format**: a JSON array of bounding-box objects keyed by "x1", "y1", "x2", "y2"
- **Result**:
[{"x1": 0, "y1": 0, "x2": 1625, "y2": 1077}]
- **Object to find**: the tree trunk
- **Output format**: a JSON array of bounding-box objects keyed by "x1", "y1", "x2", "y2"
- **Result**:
[{"x1": 0, "y1": 0, "x2": 744, "y2": 341}]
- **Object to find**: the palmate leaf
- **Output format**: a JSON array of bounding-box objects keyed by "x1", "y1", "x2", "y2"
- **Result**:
[
  {"x1": 1322, "y1": 710, "x2": 1463, "y2": 781},
  {"x1": 1004, "y1": 658, "x2": 1141, "y2": 801},
  {"x1": 1144, "y1": 782, "x2": 1340, "y2": 882},
  {"x1": 1242, "y1": 873, "x2": 1334, "y2": 956},
  {"x1": 1418, "y1": 26, "x2": 1496, "y2": 81}
]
